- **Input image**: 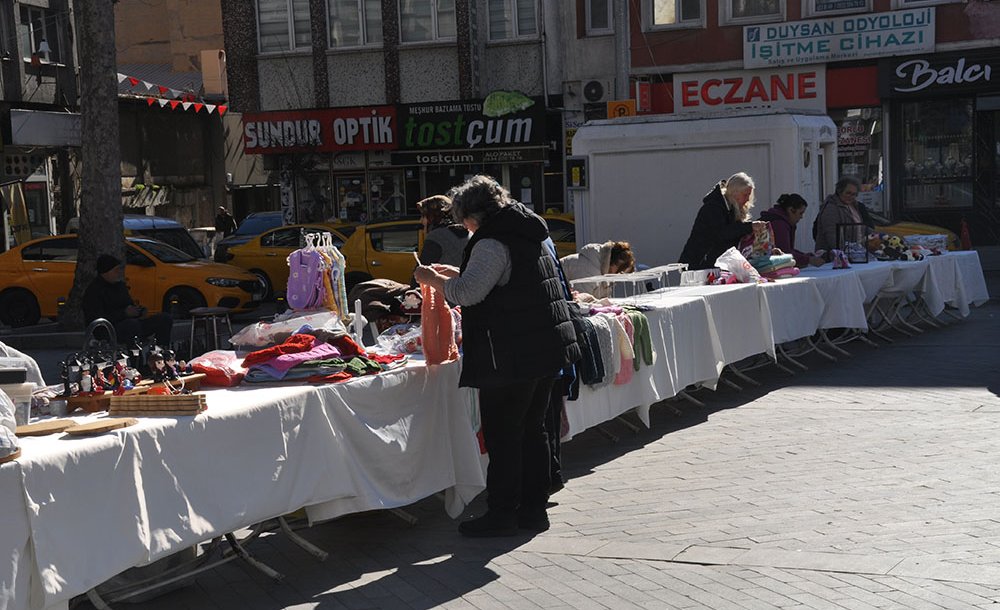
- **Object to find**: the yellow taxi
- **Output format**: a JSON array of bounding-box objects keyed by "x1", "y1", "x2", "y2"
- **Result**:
[
  {"x1": 341, "y1": 219, "x2": 424, "y2": 289},
  {"x1": 0, "y1": 235, "x2": 264, "y2": 327},
  {"x1": 222, "y1": 223, "x2": 355, "y2": 298},
  {"x1": 543, "y1": 212, "x2": 577, "y2": 258}
]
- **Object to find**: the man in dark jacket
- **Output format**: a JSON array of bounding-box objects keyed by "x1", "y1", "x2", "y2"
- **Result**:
[
  {"x1": 679, "y1": 172, "x2": 765, "y2": 270},
  {"x1": 214, "y1": 206, "x2": 237, "y2": 237},
  {"x1": 83, "y1": 254, "x2": 173, "y2": 346}
]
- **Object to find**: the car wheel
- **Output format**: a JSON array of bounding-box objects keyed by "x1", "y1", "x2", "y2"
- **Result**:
[
  {"x1": 163, "y1": 287, "x2": 207, "y2": 319},
  {"x1": 345, "y1": 272, "x2": 372, "y2": 294},
  {"x1": 0, "y1": 289, "x2": 40, "y2": 328},
  {"x1": 250, "y1": 270, "x2": 273, "y2": 301}
]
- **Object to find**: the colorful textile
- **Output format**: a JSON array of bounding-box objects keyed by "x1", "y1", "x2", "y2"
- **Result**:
[
  {"x1": 420, "y1": 282, "x2": 459, "y2": 365},
  {"x1": 614, "y1": 314, "x2": 635, "y2": 385},
  {"x1": 241, "y1": 334, "x2": 316, "y2": 367},
  {"x1": 259, "y1": 343, "x2": 342, "y2": 377},
  {"x1": 628, "y1": 311, "x2": 653, "y2": 371}
]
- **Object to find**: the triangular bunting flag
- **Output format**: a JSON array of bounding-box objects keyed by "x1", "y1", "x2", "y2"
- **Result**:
[
  {"x1": 217, "y1": 105, "x2": 228, "y2": 116},
  {"x1": 182, "y1": 102, "x2": 192, "y2": 111},
  {"x1": 193, "y1": 103, "x2": 204, "y2": 113},
  {"x1": 158, "y1": 85, "x2": 169, "y2": 95},
  {"x1": 146, "y1": 97, "x2": 156, "y2": 106},
  {"x1": 170, "y1": 88, "x2": 182, "y2": 99},
  {"x1": 117, "y1": 73, "x2": 127, "y2": 83},
  {"x1": 204, "y1": 104, "x2": 216, "y2": 115},
  {"x1": 158, "y1": 99, "x2": 169, "y2": 107},
  {"x1": 127, "y1": 76, "x2": 139, "y2": 87},
  {"x1": 169, "y1": 100, "x2": 180, "y2": 110},
  {"x1": 142, "y1": 81, "x2": 154, "y2": 91}
]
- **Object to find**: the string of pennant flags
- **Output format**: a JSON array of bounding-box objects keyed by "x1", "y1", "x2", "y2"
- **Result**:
[{"x1": 116, "y1": 72, "x2": 227, "y2": 116}]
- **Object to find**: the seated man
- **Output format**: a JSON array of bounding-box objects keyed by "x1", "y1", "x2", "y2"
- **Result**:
[{"x1": 83, "y1": 254, "x2": 173, "y2": 347}]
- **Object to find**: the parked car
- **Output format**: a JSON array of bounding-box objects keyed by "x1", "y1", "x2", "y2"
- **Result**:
[
  {"x1": 67, "y1": 214, "x2": 207, "y2": 259},
  {"x1": 543, "y1": 212, "x2": 577, "y2": 258},
  {"x1": 0, "y1": 235, "x2": 264, "y2": 327},
  {"x1": 213, "y1": 211, "x2": 285, "y2": 262},
  {"x1": 342, "y1": 219, "x2": 424, "y2": 289},
  {"x1": 225, "y1": 223, "x2": 355, "y2": 299}
]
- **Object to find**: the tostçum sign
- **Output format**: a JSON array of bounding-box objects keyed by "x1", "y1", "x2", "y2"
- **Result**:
[
  {"x1": 395, "y1": 92, "x2": 546, "y2": 151},
  {"x1": 878, "y1": 48, "x2": 1000, "y2": 98}
]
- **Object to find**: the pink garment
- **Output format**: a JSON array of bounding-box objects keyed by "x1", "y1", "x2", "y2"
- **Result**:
[
  {"x1": 589, "y1": 305, "x2": 624, "y2": 315},
  {"x1": 267, "y1": 342, "x2": 342, "y2": 373},
  {"x1": 421, "y1": 283, "x2": 459, "y2": 365},
  {"x1": 614, "y1": 314, "x2": 635, "y2": 385}
]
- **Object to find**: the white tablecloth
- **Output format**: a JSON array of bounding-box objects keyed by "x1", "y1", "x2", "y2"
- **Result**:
[
  {"x1": 795, "y1": 267, "x2": 870, "y2": 330},
  {"x1": 3, "y1": 360, "x2": 484, "y2": 610},
  {"x1": 925, "y1": 251, "x2": 991, "y2": 316},
  {"x1": 759, "y1": 279, "x2": 825, "y2": 343}
]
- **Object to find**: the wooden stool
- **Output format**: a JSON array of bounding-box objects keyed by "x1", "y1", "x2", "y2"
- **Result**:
[{"x1": 188, "y1": 307, "x2": 233, "y2": 356}]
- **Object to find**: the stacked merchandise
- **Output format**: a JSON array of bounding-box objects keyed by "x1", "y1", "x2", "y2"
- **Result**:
[{"x1": 241, "y1": 333, "x2": 404, "y2": 384}]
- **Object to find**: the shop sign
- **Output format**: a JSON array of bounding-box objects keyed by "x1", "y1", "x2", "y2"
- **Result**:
[
  {"x1": 242, "y1": 106, "x2": 398, "y2": 154},
  {"x1": 331, "y1": 152, "x2": 364, "y2": 170},
  {"x1": 837, "y1": 121, "x2": 872, "y2": 157},
  {"x1": 673, "y1": 66, "x2": 826, "y2": 113},
  {"x1": 389, "y1": 147, "x2": 547, "y2": 166},
  {"x1": 10, "y1": 110, "x2": 82, "y2": 147},
  {"x1": 396, "y1": 92, "x2": 545, "y2": 151},
  {"x1": 743, "y1": 8, "x2": 934, "y2": 69},
  {"x1": 878, "y1": 49, "x2": 1000, "y2": 98}
]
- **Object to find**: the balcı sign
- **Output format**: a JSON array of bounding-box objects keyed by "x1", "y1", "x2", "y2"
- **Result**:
[{"x1": 879, "y1": 49, "x2": 1000, "y2": 98}]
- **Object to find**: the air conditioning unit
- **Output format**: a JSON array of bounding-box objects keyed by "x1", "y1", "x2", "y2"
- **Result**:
[{"x1": 582, "y1": 78, "x2": 614, "y2": 104}]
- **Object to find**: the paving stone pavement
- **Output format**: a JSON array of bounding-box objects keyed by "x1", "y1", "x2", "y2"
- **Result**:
[{"x1": 87, "y1": 302, "x2": 1000, "y2": 610}]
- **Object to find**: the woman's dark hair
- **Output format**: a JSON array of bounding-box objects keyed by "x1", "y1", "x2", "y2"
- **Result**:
[
  {"x1": 448, "y1": 175, "x2": 512, "y2": 225},
  {"x1": 609, "y1": 241, "x2": 635, "y2": 273},
  {"x1": 834, "y1": 176, "x2": 861, "y2": 195},
  {"x1": 776, "y1": 193, "x2": 808, "y2": 211},
  {"x1": 416, "y1": 195, "x2": 453, "y2": 229}
]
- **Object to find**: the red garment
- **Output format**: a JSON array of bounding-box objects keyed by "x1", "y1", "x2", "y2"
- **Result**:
[
  {"x1": 366, "y1": 352, "x2": 405, "y2": 364},
  {"x1": 306, "y1": 371, "x2": 353, "y2": 384},
  {"x1": 328, "y1": 334, "x2": 365, "y2": 358},
  {"x1": 420, "y1": 283, "x2": 459, "y2": 365},
  {"x1": 241, "y1": 333, "x2": 316, "y2": 367}
]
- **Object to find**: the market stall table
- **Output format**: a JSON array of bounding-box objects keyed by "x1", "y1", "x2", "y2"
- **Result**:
[{"x1": 2, "y1": 359, "x2": 484, "y2": 610}]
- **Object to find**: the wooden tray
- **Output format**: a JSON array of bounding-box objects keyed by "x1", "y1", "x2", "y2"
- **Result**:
[
  {"x1": 108, "y1": 393, "x2": 206, "y2": 417},
  {"x1": 0, "y1": 448, "x2": 21, "y2": 464},
  {"x1": 64, "y1": 374, "x2": 208, "y2": 414},
  {"x1": 16, "y1": 419, "x2": 77, "y2": 437},
  {"x1": 63, "y1": 418, "x2": 137, "y2": 436}
]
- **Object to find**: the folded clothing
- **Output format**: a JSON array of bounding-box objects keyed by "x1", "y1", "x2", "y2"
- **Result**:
[
  {"x1": 242, "y1": 333, "x2": 316, "y2": 367},
  {"x1": 263, "y1": 342, "x2": 342, "y2": 375},
  {"x1": 750, "y1": 253, "x2": 795, "y2": 274}
]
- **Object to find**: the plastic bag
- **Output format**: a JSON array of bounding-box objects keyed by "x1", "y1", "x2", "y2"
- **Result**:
[
  {"x1": 714, "y1": 247, "x2": 763, "y2": 284},
  {"x1": 230, "y1": 310, "x2": 348, "y2": 347},
  {"x1": 189, "y1": 350, "x2": 247, "y2": 387},
  {"x1": 377, "y1": 323, "x2": 423, "y2": 355}
]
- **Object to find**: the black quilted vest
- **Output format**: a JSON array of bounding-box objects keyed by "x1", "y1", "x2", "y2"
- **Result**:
[{"x1": 458, "y1": 204, "x2": 581, "y2": 389}]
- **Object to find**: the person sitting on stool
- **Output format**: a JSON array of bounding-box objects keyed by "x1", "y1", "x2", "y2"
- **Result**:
[{"x1": 83, "y1": 254, "x2": 173, "y2": 347}]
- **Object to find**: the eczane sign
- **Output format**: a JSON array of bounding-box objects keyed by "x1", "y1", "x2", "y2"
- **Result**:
[{"x1": 673, "y1": 66, "x2": 826, "y2": 114}]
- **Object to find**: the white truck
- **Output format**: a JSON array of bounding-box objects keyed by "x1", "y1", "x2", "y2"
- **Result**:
[{"x1": 570, "y1": 109, "x2": 838, "y2": 266}]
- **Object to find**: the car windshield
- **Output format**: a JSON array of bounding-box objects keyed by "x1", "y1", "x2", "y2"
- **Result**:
[
  {"x1": 235, "y1": 214, "x2": 282, "y2": 236},
  {"x1": 130, "y1": 238, "x2": 195, "y2": 263}
]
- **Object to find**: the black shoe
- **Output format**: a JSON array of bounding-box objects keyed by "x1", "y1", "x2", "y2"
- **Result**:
[
  {"x1": 458, "y1": 512, "x2": 517, "y2": 538},
  {"x1": 517, "y1": 508, "x2": 550, "y2": 532}
]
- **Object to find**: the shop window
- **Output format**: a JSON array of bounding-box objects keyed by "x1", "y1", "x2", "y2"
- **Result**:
[
  {"x1": 830, "y1": 107, "x2": 886, "y2": 215},
  {"x1": 644, "y1": 0, "x2": 704, "y2": 30},
  {"x1": 328, "y1": 0, "x2": 383, "y2": 48},
  {"x1": 296, "y1": 173, "x2": 333, "y2": 223},
  {"x1": 399, "y1": 0, "x2": 456, "y2": 43},
  {"x1": 336, "y1": 175, "x2": 369, "y2": 222},
  {"x1": 719, "y1": 0, "x2": 784, "y2": 25},
  {"x1": 891, "y1": 0, "x2": 962, "y2": 8},
  {"x1": 803, "y1": 0, "x2": 870, "y2": 17},
  {"x1": 586, "y1": 0, "x2": 613, "y2": 35},
  {"x1": 369, "y1": 172, "x2": 407, "y2": 222},
  {"x1": 19, "y1": 6, "x2": 63, "y2": 64},
  {"x1": 488, "y1": 0, "x2": 538, "y2": 41},
  {"x1": 257, "y1": 0, "x2": 312, "y2": 53},
  {"x1": 899, "y1": 98, "x2": 974, "y2": 210}
]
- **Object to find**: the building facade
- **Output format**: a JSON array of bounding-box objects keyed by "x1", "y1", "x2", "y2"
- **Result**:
[
  {"x1": 621, "y1": 0, "x2": 1000, "y2": 245},
  {"x1": 222, "y1": 0, "x2": 592, "y2": 224}
]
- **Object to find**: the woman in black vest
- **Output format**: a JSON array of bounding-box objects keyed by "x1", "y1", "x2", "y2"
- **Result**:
[{"x1": 415, "y1": 175, "x2": 580, "y2": 538}]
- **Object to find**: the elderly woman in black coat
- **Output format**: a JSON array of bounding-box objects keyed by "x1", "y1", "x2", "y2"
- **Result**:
[
  {"x1": 679, "y1": 172, "x2": 767, "y2": 270},
  {"x1": 414, "y1": 175, "x2": 580, "y2": 538}
]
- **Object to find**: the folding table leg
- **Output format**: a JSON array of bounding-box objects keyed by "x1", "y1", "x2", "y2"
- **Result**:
[
  {"x1": 224, "y1": 532, "x2": 284, "y2": 581},
  {"x1": 278, "y1": 516, "x2": 329, "y2": 561},
  {"x1": 596, "y1": 424, "x2": 620, "y2": 443},
  {"x1": 676, "y1": 390, "x2": 705, "y2": 408},
  {"x1": 726, "y1": 364, "x2": 761, "y2": 387},
  {"x1": 615, "y1": 414, "x2": 642, "y2": 434}
]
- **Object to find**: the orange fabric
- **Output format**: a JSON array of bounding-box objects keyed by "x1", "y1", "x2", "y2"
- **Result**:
[{"x1": 420, "y1": 283, "x2": 459, "y2": 365}]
